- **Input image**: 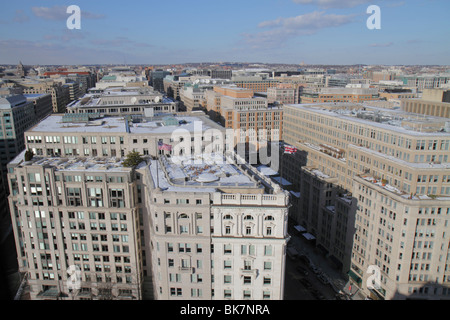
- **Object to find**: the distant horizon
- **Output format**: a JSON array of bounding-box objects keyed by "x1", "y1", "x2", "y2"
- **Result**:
[
  {"x1": 1, "y1": 0, "x2": 449, "y2": 66},
  {"x1": 2, "y1": 62, "x2": 450, "y2": 68}
]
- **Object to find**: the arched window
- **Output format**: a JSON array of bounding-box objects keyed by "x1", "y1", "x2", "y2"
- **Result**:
[
  {"x1": 264, "y1": 215, "x2": 274, "y2": 221},
  {"x1": 179, "y1": 213, "x2": 188, "y2": 219},
  {"x1": 223, "y1": 214, "x2": 233, "y2": 220},
  {"x1": 243, "y1": 215, "x2": 254, "y2": 221}
]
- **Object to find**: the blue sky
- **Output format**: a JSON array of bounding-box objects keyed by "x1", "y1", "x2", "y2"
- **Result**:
[{"x1": 0, "y1": 0, "x2": 449, "y2": 65}]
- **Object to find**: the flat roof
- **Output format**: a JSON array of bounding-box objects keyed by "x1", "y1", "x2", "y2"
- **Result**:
[
  {"x1": 28, "y1": 114, "x2": 225, "y2": 135},
  {"x1": 9, "y1": 149, "x2": 130, "y2": 173},
  {"x1": 285, "y1": 103, "x2": 450, "y2": 137},
  {"x1": 148, "y1": 153, "x2": 258, "y2": 193}
]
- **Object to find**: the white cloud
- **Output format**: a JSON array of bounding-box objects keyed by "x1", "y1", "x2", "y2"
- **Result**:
[
  {"x1": 244, "y1": 11, "x2": 356, "y2": 49},
  {"x1": 32, "y1": 6, "x2": 105, "y2": 21},
  {"x1": 292, "y1": 0, "x2": 372, "y2": 9}
]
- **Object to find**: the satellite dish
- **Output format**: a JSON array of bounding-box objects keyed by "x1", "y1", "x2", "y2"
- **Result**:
[{"x1": 154, "y1": 96, "x2": 160, "y2": 103}]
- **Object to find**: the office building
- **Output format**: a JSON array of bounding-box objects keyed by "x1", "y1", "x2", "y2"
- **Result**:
[
  {"x1": 205, "y1": 86, "x2": 283, "y2": 148},
  {"x1": 8, "y1": 112, "x2": 289, "y2": 300},
  {"x1": 141, "y1": 152, "x2": 289, "y2": 300},
  {"x1": 66, "y1": 87, "x2": 178, "y2": 116},
  {"x1": 16, "y1": 80, "x2": 71, "y2": 113},
  {"x1": 300, "y1": 86, "x2": 380, "y2": 104},
  {"x1": 282, "y1": 102, "x2": 450, "y2": 299},
  {"x1": 401, "y1": 88, "x2": 450, "y2": 118}
]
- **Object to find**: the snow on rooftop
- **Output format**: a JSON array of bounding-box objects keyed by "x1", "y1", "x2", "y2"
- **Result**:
[
  {"x1": 148, "y1": 154, "x2": 258, "y2": 192},
  {"x1": 286, "y1": 103, "x2": 450, "y2": 136},
  {"x1": 29, "y1": 115, "x2": 222, "y2": 135}
]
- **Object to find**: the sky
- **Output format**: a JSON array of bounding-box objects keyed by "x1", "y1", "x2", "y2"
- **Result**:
[{"x1": 0, "y1": 0, "x2": 449, "y2": 66}]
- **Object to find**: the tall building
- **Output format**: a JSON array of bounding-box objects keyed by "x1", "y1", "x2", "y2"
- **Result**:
[
  {"x1": 205, "y1": 86, "x2": 283, "y2": 148},
  {"x1": 282, "y1": 102, "x2": 450, "y2": 300},
  {"x1": 16, "y1": 80, "x2": 71, "y2": 113},
  {"x1": 149, "y1": 70, "x2": 171, "y2": 93},
  {"x1": 267, "y1": 84, "x2": 297, "y2": 105},
  {"x1": 8, "y1": 113, "x2": 289, "y2": 300},
  {"x1": 0, "y1": 93, "x2": 53, "y2": 298},
  {"x1": 141, "y1": 153, "x2": 289, "y2": 300},
  {"x1": 66, "y1": 87, "x2": 178, "y2": 116}
]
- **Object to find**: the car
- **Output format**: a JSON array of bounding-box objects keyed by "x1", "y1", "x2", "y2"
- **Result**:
[
  {"x1": 311, "y1": 265, "x2": 322, "y2": 274},
  {"x1": 296, "y1": 266, "x2": 309, "y2": 276},
  {"x1": 318, "y1": 274, "x2": 330, "y2": 285},
  {"x1": 299, "y1": 278, "x2": 313, "y2": 289}
]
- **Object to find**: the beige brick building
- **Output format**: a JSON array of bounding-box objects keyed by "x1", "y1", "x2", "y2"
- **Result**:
[
  {"x1": 8, "y1": 113, "x2": 289, "y2": 300},
  {"x1": 282, "y1": 102, "x2": 450, "y2": 299}
]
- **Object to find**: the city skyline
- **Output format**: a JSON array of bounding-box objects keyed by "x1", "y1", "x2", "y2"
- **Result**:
[{"x1": 1, "y1": 0, "x2": 449, "y2": 66}]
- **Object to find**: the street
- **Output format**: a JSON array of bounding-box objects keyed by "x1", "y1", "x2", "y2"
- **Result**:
[{"x1": 284, "y1": 225, "x2": 348, "y2": 300}]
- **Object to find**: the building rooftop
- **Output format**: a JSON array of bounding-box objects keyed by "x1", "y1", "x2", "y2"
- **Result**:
[
  {"x1": 9, "y1": 149, "x2": 130, "y2": 174},
  {"x1": 358, "y1": 174, "x2": 450, "y2": 201},
  {"x1": 147, "y1": 152, "x2": 284, "y2": 194},
  {"x1": 286, "y1": 103, "x2": 450, "y2": 136},
  {"x1": 148, "y1": 153, "x2": 258, "y2": 193},
  {"x1": 28, "y1": 114, "x2": 224, "y2": 135}
]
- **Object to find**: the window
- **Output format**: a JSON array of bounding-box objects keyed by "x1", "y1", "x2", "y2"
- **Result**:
[
  {"x1": 224, "y1": 275, "x2": 232, "y2": 284},
  {"x1": 88, "y1": 188, "x2": 103, "y2": 207},
  {"x1": 224, "y1": 290, "x2": 232, "y2": 298},
  {"x1": 109, "y1": 189, "x2": 125, "y2": 208},
  {"x1": 224, "y1": 244, "x2": 232, "y2": 254},
  {"x1": 66, "y1": 188, "x2": 82, "y2": 206},
  {"x1": 180, "y1": 226, "x2": 188, "y2": 234},
  {"x1": 243, "y1": 276, "x2": 251, "y2": 284}
]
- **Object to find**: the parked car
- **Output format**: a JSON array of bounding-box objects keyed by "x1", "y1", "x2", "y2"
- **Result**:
[
  {"x1": 318, "y1": 274, "x2": 330, "y2": 285},
  {"x1": 296, "y1": 266, "x2": 309, "y2": 276},
  {"x1": 311, "y1": 265, "x2": 322, "y2": 275},
  {"x1": 299, "y1": 278, "x2": 313, "y2": 289},
  {"x1": 287, "y1": 246, "x2": 300, "y2": 260}
]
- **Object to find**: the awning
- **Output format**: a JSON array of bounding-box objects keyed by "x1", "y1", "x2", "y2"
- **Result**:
[
  {"x1": 302, "y1": 232, "x2": 316, "y2": 240},
  {"x1": 290, "y1": 191, "x2": 300, "y2": 198},
  {"x1": 294, "y1": 225, "x2": 306, "y2": 233},
  {"x1": 348, "y1": 269, "x2": 362, "y2": 285},
  {"x1": 257, "y1": 165, "x2": 278, "y2": 176},
  {"x1": 271, "y1": 176, "x2": 293, "y2": 186}
]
